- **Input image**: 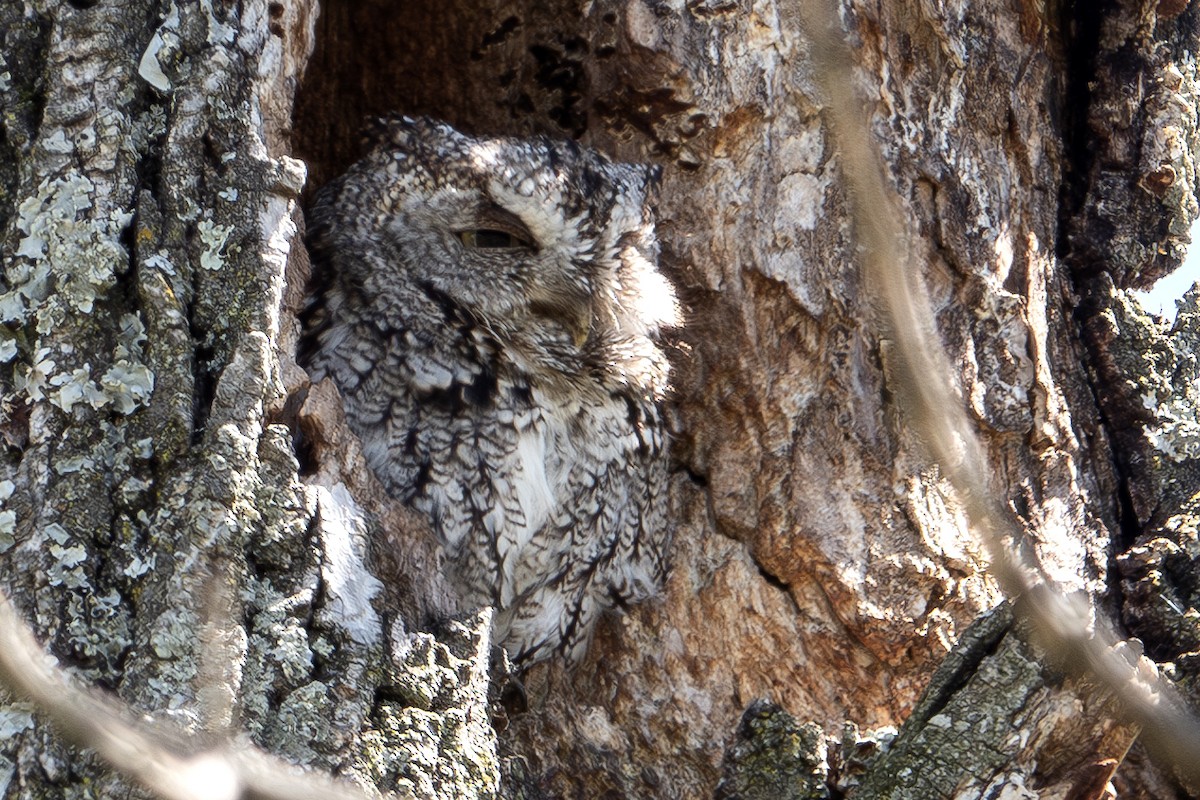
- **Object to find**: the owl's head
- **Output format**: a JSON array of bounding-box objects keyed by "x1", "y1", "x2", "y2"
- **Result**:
[{"x1": 308, "y1": 117, "x2": 679, "y2": 392}]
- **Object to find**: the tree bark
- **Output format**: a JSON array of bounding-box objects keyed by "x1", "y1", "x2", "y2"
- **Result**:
[{"x1": 1, "y1": 0, "x2": 1197, "y2": 798}]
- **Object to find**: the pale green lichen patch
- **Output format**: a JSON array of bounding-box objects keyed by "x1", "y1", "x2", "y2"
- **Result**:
[
  {"x1": 388, "y1": 636, "x2": 447, "y2": 712},
  {"x1": 15, "y1": 347, "x2": 57, "y2": 402},
  {"x1": 242, "y1": 578, "x2": 318, "y2": 717},
  {"x1": 46, "y1": 542, "x2": 87, "y2": 579},
  {"x1": 48, "y1": 366, "x2": 105, "y2": 413},
  {"x1": 9, "y1": 174, "x2": 133, "y2": 316},
  {"x1": 0, "y1": 704, "x2": 34, "y2": 791},
  {"x1": 13, "y1": 331, "x2": 154, "y2": 415},
  {"x1": 240, "y1": 583, "x2": 328, "y2": 751},
  {"x1": 99, "y1": 360, "x2": 155, "y2": 414},
  {"x1": 198, "y1": 217, "x2": 234, "y2": 271},
  {"x1": 1137, "y1": 287, "x2": 1200, "y2": 463},
  {"x1": 122, "y1": 551, "x2": 155, "y2": 579},
  {"x1": 42, "y1": 523, "x2": 69, "y2": 546},
  {"x1": 42, "y1": 519, "x2": 90, "y2": 590},
  {"x1": 262, "y1": 683, "x2": 335, "y2": 764},
  {"x1": 1144, "y1": 393, "x2": 1200, "y2": 461},
  {"x1": 1099, "y1": 281, "x2": 1200, "y2": 484},
  {"x1": 150, "y1": 607, "x2": 201, "y2": 661},
  {"x1": 3, "y1": 172, "x2": 157, "y2": 416},
  {"x1": 200, "y1": 0, "x2": 237, "y2": 45},
  {"x1": 61, "y1": 587, "x2": 130, "y2": 667}
]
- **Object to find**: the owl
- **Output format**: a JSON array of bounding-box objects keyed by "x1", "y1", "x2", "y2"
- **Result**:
[{"x1": 304, "y1": 117, "x2": 679, "y2": 665}]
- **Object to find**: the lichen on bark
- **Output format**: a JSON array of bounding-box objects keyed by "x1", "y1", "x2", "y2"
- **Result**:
[
  {"x1": 714, "y1": 699, "x2": 829, "y2": 800},
  {"x1": 0, "y1": 2, "x2": 499, "y2": 798}
]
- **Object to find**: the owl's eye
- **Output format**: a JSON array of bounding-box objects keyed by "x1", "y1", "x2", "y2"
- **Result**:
[{"x1": 458, "y1": 229, "x2": 532, "y2": 249}]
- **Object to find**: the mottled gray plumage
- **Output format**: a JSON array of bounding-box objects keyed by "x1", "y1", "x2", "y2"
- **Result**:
[{"x1": 305, "y1": 117, "x2": 678, "y2": 664}]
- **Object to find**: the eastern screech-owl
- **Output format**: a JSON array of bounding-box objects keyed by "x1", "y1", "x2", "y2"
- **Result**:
[{"x1": 304, "y1": 117, "x2": 678, "y2": 664}]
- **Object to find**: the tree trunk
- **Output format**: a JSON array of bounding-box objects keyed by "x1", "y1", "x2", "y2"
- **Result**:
[{"x1": 1, "y1": 0, "x2": 1197, "y2": 798}]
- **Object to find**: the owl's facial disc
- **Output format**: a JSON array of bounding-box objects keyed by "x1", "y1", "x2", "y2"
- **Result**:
[{"x1": 448, "y1": 203, "x2": 591, "y2": 346}]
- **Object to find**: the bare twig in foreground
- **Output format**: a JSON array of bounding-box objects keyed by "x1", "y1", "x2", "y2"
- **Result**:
[
  {"x1": 0, "y1": 590, "x2": 373, "y2": 800},
  {"x1": 796, "y1": 0, "x2": 1200, "y2": 783}
]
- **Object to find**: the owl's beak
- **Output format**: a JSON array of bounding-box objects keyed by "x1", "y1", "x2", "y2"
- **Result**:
[
  {"x1": 567, "y1": 311, "x2": 591, "y2": 348},
  {"x1": 529, "y1": 294, "x2": 592, "y2": 349}
]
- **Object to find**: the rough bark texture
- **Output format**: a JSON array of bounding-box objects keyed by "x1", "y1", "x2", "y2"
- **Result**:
[
  {"x1": 0, "y1": 1, "x2": 492, "y2": 798},
  {"x1": 0, "y1": 0, "x2": 1197, "y2": 798}
]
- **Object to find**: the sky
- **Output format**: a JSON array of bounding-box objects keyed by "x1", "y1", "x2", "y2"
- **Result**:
[{"x1": 1133, "y1": 216, "x2": 1200, "y2": 322}]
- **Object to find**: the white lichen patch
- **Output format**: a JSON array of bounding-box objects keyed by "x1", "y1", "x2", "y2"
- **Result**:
[
  {"x1": 1144, "y1": 389, "x2": 1200, "y2": 461},
  {"x1": 9, "y1": 174, "x2": 133, "y2": 316},
  {"x1": 138, "y1": 32, "x2": 173, "y2": 92},
  {"x1": 123, "y1": 551, "x2": 155, "y2": 579},
  {"x1": 100, "y1": 360, "x2": 155, "y2": 415},
  {"x1": 198, "y1": 218, "x2": 234, "y2": 271},
  {"x1": 16, "y1": 348, "x2": 57, "y2": 403},
  {"x1": 49, "y1": 366, "x2": 106, "y2": 413},
  {"x1": 1134, "y1": 287, "x2": 1200, "y2": 462}
]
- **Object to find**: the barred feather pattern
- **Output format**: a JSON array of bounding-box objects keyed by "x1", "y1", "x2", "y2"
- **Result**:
[{"x1": 304, "y1": 117, "x2": 678, "y2": 664}]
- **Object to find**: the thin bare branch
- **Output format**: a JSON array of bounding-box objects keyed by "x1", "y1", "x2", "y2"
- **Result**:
[
  {"x1": 0, "y1": 589, "x2": 374, "y2": 800},
  {"x1": 796, "y1": 0, "x2": 1200, "y2": 783}
]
